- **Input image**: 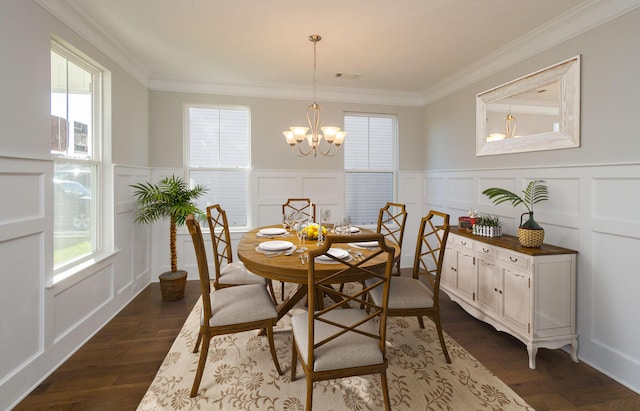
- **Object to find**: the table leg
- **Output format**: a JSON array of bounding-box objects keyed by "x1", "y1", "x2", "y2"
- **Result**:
[{"x1": 276, "y1": 283, "x2": 307, "y2": 321}]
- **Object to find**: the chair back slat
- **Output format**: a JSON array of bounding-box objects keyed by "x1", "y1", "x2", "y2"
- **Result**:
[
  {"x1": 186, "y1": 215, "x2": 212, "y2": 323},
  {"x1": 412, "y1": 211, "x2": 450, "y2": 301},
  {"x1": 206, "y1": 204, "x2": 232, "y2": 284},
  {"x1": 306, "y1": 233, "x2": 395, "y2": 366},
  {"x1": 376, "y1": 202, "x2": 407, "y2": 247},
  {"x1": 282, "y1": 198, "x2": 316, "y2": 222}
]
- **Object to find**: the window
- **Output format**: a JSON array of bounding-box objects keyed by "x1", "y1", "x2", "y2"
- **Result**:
[
  {"x1": 186, "y1": 106, "x2": 250, "y2": 227},
  {"x1": 344, "y1": 114, "x2": 396, "y2": 225},
  {"x1": 51, "y1": 40, "x2": 102, "y2": 271}
]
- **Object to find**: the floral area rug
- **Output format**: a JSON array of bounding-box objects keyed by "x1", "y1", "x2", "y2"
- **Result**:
[{"x1": 138, "y1": 283, "x2": 533, "y2": 411}]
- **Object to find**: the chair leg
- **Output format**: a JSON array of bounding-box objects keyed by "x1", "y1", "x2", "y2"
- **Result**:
[
  {"x1": 266, "y1": 280, "x2": 278, "y2": 305},
  {"x1": 433, "y1": 311, "x2": 451, "y2": 364},
  {"x1": 417, "y1": 315, "x2": 425, "y2": 329},
  {"x1": 266, "y1": 325, "x2": 283, "y2": 375},
  {"x1": 193, "y1": 330, "x2": 202, "y2": 353},
  {"x1": 306, "y1": 376, "x2": 313, "y2": 411},
  {"x1": 380, "y1": 370, "x2": 391, "y2": 411},
  {"x1": 190, "y1": 336, "x2": 210, "y2": 397},
  {"x1": 290, "y1": 338, "x2": 298, "y2": 381},
  {"x1": 280, "y1": 281, "x2": 286, "y2": 301}
]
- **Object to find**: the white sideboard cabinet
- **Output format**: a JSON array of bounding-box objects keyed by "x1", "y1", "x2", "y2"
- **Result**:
[{"x1": 441, "y1": 227, "x2": 578, "y2": 369}]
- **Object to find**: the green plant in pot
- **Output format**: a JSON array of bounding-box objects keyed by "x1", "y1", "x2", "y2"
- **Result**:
[
  {"x1": 131, "y1": 175, "x2": 207, "y2": 301},
  {"x1": 482, "y1": 180, "x2": 549, "y2": 247}
]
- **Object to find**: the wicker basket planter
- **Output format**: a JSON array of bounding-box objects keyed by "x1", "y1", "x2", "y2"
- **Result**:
[
  {"x1": 518, "y1": 227, "x2": 544, "y2": 248},
  {"x1": 159, "y1": 270, "x2": 187, "y2": 302}
]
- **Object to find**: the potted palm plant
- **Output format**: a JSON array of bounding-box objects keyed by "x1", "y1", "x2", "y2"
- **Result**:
[
  {"x1": 482, "y1": 180, "x2": 549, "y2": 247},
  {"x1": 131, "y1": 175, "x2": 207, "y2": 301}
]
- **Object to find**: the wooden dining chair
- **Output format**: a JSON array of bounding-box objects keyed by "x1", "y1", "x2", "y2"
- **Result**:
[
  {"x1": 206, "y1": 204, "x2": 277, "y2": 301},
  {"x1": 376, "y1": 202, "x2": 407, "y2": 275},
  {"x1": 366, "y1": 210, "x2": 452, "y2": 363},
  {"x1": 290, "y1": 233, "x2": 395, "y2": 411},
  {"x1": 279, "y1": 198, "x2": 316, "y2": 300},
  {"x1": 186, "y1": 215, "x2": 283, "y2": 398}
]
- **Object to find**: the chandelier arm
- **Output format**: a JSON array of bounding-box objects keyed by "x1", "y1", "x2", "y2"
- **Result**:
[{"x1": 293, "y1": 143, "x2": 314, "y2": 157}]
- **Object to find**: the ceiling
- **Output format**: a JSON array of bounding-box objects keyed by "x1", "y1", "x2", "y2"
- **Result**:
[{"x1": 38, "y1": 0, "x2": 636, "y2": 105}]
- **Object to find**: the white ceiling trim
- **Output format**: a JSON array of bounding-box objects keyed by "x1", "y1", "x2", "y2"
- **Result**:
[
  {"x1": 36, "y1": 0, "x2": 640, "y2": 107},
  {"x1": 150, "y1": 78, "x2": 426, "y2": 107},
  {"x1": 421, "y1": 0, "x2": 640, "y2": 105},
  {"x1": 35, "y1": 0, "x2": 151, "y2": 87}
]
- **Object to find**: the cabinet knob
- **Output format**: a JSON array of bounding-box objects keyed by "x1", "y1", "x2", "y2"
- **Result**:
[
  {"x1": 461, "y1": 241, "x2": 467, "y2": 246},
  {"x1": 509, "y1": 256, "x2": 518, "y2": 262},
  {"x1": 483, "y1": 248, "x2": 490, "y2": 253}
]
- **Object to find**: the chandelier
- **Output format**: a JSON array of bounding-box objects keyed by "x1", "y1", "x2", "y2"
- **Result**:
[{"x1": 283, "y1": 34, "x2": 346, "y2": 157}]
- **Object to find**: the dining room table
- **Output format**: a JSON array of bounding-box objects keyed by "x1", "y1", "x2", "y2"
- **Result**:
[{"x1": 237, "y1": 225, "x2": 400, "y2": 321}]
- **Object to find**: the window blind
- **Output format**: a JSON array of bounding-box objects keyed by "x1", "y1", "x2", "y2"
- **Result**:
[
  {"x1": 344, "y1": 114, "x2": 395, "y2": 225},
  {"x1": 188, "y1": 107, "x2": 250, "y2": 227}
]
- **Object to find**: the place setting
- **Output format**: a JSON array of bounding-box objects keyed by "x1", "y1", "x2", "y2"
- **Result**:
[
  {"x1": 256, "y1": 227, "x2": 292, "y2": 238},
  {"x1": 255, "y1": 240, "x2": 297, "y2": 257},
  {"x1": 349, "y1": 240, "x2": 379, "y2": 250},
  {"x1": 314, "y1": 247, "x2": 352, "y2": 264}
]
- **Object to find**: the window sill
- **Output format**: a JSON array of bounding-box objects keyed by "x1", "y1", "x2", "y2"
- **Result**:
[{"x1": 48, "y1": 250, "x2": 121, "y2": 293}]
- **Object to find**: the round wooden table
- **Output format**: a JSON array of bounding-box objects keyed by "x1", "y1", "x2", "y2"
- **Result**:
[{"x1": 237, "y1": 226, "x2": 398, "y2": 320}]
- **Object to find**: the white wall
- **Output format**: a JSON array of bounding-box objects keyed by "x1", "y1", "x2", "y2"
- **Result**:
[
  {"x1": 422, "y1": 8, "x2": 640, "y2": 394},
  {"x1": 149, "y1": 91, "x2": 425, "y2": 171},
  {"x1": 0, "y1": 1, "x2": 151, "y2": 409}
]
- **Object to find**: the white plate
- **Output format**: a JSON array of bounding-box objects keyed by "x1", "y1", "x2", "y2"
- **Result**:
[
  {"x1": 335, "y1": 226, "x2": 360, "y2": 234},
  {"x1": 259, "y1": 240, "x2": 294, "y2": 251},
  {"x1": 256, "y1": 244, "x2": 296, "y2": 254},
  {"x1": 316, "y1": 248, "x2": 349, "y2": 261},
  {"x1": 352, "y1": 241, "x2": 379, "y2": 248},
  {"x1": 258, "y1": 227, "x2": 287, "y2": 236}
]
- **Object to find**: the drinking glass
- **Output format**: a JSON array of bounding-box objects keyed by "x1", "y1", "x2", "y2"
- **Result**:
[
  {"x1": 296, "y1": 221, "x2": 308, "y2": 251},
  {"x1": 339, "y1": 216, "x2": 351, "y2": 235},
  {"x1": 322, "y1": 209, "x2": 331, "y2": 226},
  {"x1": 286, "y1": 212, "x2": 296, "y2": 231}
]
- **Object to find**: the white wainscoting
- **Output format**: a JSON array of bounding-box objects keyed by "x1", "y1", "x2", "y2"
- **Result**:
[
  {"x1": 422, "y1": 163, "x2": 640, "y2": 394},
  {"x1": 169, "y1": 169, "x2": 423, "y2": 281},
  {"x1": 0, "y1": 159, "x2": 153, "y2": 410}
]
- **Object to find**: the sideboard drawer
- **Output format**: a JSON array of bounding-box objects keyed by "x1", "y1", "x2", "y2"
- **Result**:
[
  {"x1": 477, "y1": 243, "x2": 498, "y2": 259},
  {"x1": 450, "y1": 233, "x2": 473, "y2": 250},
  {"x1": 500, "y1": 249, "x2": 530, "y2": 270}
]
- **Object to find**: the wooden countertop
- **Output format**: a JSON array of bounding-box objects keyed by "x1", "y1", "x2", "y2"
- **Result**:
[{"x1": 450, "y1": 226, "x2": 578, "y2": 256}]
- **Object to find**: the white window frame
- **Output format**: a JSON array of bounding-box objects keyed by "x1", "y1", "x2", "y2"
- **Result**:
[
  {"x1": 343, "y1": 112, "x2": 398, "y2": 226},
  {"x1": 51, "y1": 39, "x2": 106, "y2": 282},
  {"x1": 184, "y1": 104, "x2": 252, "y2": 230}
]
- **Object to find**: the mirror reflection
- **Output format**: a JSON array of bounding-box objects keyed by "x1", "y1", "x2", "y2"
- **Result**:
[
  {"x1": 476, "y1": 55, "x2": 580, "y2": 156},
  {"x1": 485, "y1": 81, "x2": 560, "y2": 141}
]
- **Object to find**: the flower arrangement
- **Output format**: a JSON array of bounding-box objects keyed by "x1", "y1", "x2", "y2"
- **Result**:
[
  {"x1": 303, "y1": 224, "x2": 327, "y2": 239},
  {"x1": 472, "y1": 215, "x2": 502, "y2": 237}
]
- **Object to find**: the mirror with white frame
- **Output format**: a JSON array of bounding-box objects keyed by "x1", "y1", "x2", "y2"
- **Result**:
[{"x1": 476, "y1": 55, "x2": 580, "y2": 156}]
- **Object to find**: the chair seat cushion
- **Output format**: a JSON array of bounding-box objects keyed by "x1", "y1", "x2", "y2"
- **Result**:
[
  {"x1": 365, "y1": 276, "x2": 434, "y2": 310},
  {"x1": 291, "y1": 309, "x2": 383, "y2": 372},
  {"x1": 219, "y1": 262, "x2": 265, "y2": 285},
  {"x1": 203, "y1": 284, "x2": 277, "y2": 327}
]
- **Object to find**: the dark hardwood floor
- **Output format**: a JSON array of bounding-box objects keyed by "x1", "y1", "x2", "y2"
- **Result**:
[{"x1": 15, "y1": 279, "x2": 640, "y2": 410}]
